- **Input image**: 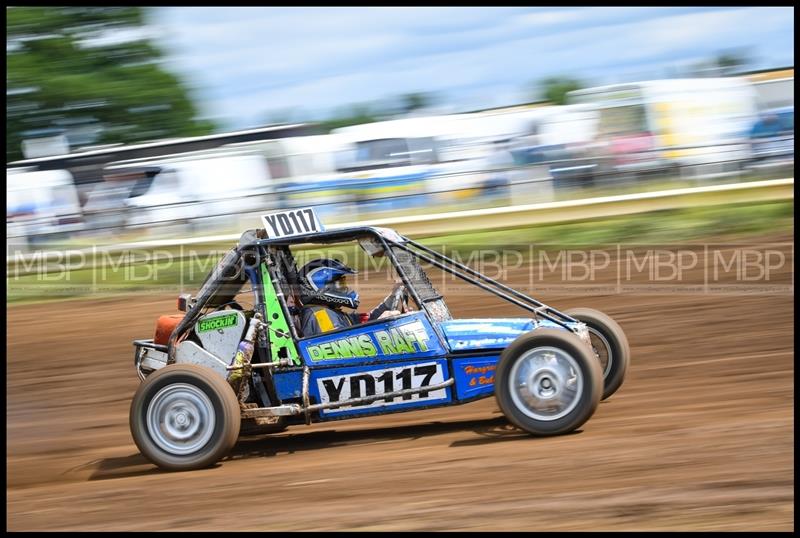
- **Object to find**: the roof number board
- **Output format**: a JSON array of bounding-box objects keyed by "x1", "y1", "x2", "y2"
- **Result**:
[{"x1": 261, "y1": 207, "x2": 325, "y2": 238}]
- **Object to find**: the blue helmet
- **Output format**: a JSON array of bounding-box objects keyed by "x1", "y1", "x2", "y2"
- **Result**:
[{"x1": 299, "y1": 258, "x2": 359, "y2": 309}]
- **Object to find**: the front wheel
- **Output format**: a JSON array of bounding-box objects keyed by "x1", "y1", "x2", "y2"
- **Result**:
[
  {"x1": 495, "y1": 329, "x2": 603, "y2": 436},
  {"x1": 130, "y1": 364, "x2": 241, "y2": 471},
  {"x1": 565, "y1": 307, "x2": 630, "y2": 400}
]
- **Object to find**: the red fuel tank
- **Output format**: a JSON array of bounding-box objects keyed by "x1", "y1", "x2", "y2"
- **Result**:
[{"x1": 154, "y1": 314, "x2": 184, "y2": 346}]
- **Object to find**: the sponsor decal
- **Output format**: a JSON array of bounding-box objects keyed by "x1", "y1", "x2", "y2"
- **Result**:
[
  {"x1": 308, "y1": 334, "x2": 377, "y2": 361},
  {"x1": 452, "y1": 357, "x2": 500, "y2": 399},
  {"x1": 464, "y1": 364, "x2": 496, "y2": 387},
  {"x1": 197, "y1": 313, "x2": 239, "y2": 333},
  {"x1": 316, "y1": 362, "x2": 446, "y2": 413},
  {"x1": 307, "y1": 319, "x2": 432, "y2": 361},
  {"x1": 450, "y1": 337, "x2": 515, "y2": 350}
]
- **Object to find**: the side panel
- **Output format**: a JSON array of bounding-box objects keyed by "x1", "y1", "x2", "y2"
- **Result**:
[
  {"x1": 272, "y1": 370, "x2": 304, "y2": 401},
  {"x1": 271, "y1": 355, "x2": 503, "y2": 411},
  {"x1": 310, "y1": 358, "x2": 452, "y2": 418},
  {"x1": 195, "y1": 310, "x2": 246, "y2": 363},
  {"x1": 451, "y1": 355, "x2": 500, "y2": 400}
]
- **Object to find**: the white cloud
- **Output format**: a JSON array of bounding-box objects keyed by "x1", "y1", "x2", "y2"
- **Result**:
[{"x1": 148, "y1": 7, "x2": 794, "y2": 129}]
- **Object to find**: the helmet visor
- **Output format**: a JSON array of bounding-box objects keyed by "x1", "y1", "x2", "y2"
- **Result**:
[{"x1": 332, "y1": 275, "x2": 349, "y2": 291}]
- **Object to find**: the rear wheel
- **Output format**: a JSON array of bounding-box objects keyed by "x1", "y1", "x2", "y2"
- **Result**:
[
  {"x1": 495, "y1": 329, "x2": 603, "y2": 436},
  {"x1": 565, "y1": 308, "x2": 630, "y2": 400},
  {"x1": 130, "y1": 364, "x2": 241, "y2": 471}
]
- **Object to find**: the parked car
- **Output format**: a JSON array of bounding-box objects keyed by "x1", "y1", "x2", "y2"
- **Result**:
[
  {"x1": 6, "y1": 167, "x2": 84, "y2": 245},
  {"x1": 747, "y1": 106, "x2": 794, "y2": 168}
]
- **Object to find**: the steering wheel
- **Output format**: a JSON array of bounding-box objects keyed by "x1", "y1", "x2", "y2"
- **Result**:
[{"x1": 394, "y1": 284, "x2": 413, "y2": 314}]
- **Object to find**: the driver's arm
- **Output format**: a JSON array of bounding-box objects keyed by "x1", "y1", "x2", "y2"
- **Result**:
[
  {"x1": 365, "y1": 302, "x2": 389, "y2": 322},
  {"x1": 365, "y1": 282, "x2": 404, "y2": 321}
]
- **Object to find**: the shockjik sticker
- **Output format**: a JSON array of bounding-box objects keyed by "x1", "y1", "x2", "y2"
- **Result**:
[{"x1": 197, "y1": 313, "x2": 240, "y2": 333}]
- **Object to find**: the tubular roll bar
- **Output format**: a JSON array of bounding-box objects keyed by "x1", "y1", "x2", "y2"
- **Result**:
[
  {"x1": 388, "y1": 237, "x2": 578, "y2": 330},
  {"x1": 236, "y1": 225, "x2": 580, "y2": 334},
  {"x1": 167, "y1": 246, "x2": 246, "y2": 363},
  {"x1": 376, "y1": 234, "x2": 449, "y2": 347}
]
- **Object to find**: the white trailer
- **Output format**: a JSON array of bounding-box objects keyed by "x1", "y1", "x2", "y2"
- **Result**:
[
  {"x1": 6, "y1": 167, "x2": 83, "y2": 245},
  {"x1": 97, "y1": 148, "x2": 275, "y2": 234},
  {"x1": 568, "y1": 78, "x2": 759, "y2": 176}
]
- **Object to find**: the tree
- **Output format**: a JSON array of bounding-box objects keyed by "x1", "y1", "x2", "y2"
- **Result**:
[
  {"x1": 400, "y1": 92, "x2": 436, "y2": 114},
  {"x1": 536, "y1": 76, "x2": 585, "y2": 106},
  {"x1": 687, "y1": 59, "x2": 717, "y2": 78},
  {"x1": 264, "y1": 108, "x2": 299, "y2": 126},
  {"x1": 6, "y1": 7, "x2": 215, "y2": 161},
  {"x1": 685, "y1": 48, "x2": 754, "y2": 78},
  {"x1": 318, "y1": 103, "x2": 380, "y2": 132},
  {"x1": 714, "y1": 48, "x2": 752, "y2": 77},
  {"x1": 311, "y1": 91, "x2": 442, "y2": 134}
]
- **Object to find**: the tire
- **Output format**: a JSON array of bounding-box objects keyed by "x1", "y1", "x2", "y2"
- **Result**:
[
  {"x1": 565, "y1": 307, "x2": 630, "y2": 400},
  {"x1": 130, "y1": 364, "x2": 241, "y2": 471},
  {"x1": 495, "y1": 328, "x2": 603, "y2": 436}
]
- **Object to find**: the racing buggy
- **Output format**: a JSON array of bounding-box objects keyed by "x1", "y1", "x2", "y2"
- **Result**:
[{"x1": 130, "y1": 207, "x2": 630, "y2": 471}]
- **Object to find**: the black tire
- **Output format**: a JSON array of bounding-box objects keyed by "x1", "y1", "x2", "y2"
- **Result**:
[
  {"x1": 130, "y1": 364, "x2": 241, "y2": 471},
  {"x1": 565, "y1": 307, "x2": 630, "y2": 400},
  {"x1": 495, "y1": 328, "x2": 603, "y2": 436}
]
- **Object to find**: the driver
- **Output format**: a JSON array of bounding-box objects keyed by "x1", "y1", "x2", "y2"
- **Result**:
[{"x1": 298, "y1": 258, "x2": 404, "y2": 336}]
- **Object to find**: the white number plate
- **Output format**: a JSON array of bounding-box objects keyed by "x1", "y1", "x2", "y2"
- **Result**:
[
  {"x1": 261, "y1": 207, "x2": 324, "y2": 238},
  {"x1": 316, "y1": 362, "x2": 447, "y2": 415}
]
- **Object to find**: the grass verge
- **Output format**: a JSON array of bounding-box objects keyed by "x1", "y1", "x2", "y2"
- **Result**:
[{"x1": 6, "y1": 199, "x2": 793, "y2": 305}]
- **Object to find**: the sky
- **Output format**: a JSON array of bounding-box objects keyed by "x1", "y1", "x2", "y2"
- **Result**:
[{"x1": 147, "y1": 7, "x2": 795, "y2": 130}]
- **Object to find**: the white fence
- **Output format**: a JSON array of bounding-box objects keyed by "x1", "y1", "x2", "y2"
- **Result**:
[{"x1": 7, "y1": 177, "x2": 793, "y2": 268}]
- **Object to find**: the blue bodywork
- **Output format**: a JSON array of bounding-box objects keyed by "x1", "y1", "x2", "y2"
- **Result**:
[
  {"x1": 271, "y1": 307, "x2": 583, "y2": 421},
  {"x1": 440, "y1": 317, "x2": 574, "y2": 351},
  {"x1": 235, "y1": 225, "x2": 587, "y2": 424},
  {"x1": 749, "y1": 106, "x2": 794, "y2": 163}
]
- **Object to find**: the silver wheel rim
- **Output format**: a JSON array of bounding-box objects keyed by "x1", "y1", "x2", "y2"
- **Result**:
[
  {"x1": 508, "y1": 346, "x2": 584, "y2": 421},
  {"x1": 146, "y1": 383, "x2": 216, "y2": 455},
  {"x1": 587, "y1": 328, "x2": 612, "y2": 378}
]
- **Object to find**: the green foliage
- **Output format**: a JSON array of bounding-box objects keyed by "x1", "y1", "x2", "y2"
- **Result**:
[
  {"x1": 536, "y1": 76, "x2": 585, "y2": 105},
  {"x1": 685, "y1": 48, "x2": 753, "y2": 78},
  {"x1": 400, "y1": 92, "x2": 436, "y2": 114},
  {"x1": 714, "y1": 48, "x2": 752, "y2": 76},
  {"x1": 426, "y1": 201, "x2": 794, "y2": 250},
  {"x1": 6, "y1": 6, "x2": 214, "y2": 161},
  {"x1": 7, "y1": 200, "x2": 792, "y2": 305},
  {"x1": 315, "y1": 92, "x2": 438, "y2": 133},
  {"x1": 318, "y1": 103, "x2": 380, "y2": 132}
]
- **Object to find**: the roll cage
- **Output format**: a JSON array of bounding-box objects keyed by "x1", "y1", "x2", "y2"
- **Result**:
[{"x1": 167, "y1": 226, "x2": 582, "y2": 369}]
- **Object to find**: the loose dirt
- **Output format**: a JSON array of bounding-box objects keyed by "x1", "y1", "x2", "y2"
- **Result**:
[{"x1": 7, "y1": 236, "x2": 794, "y2": 530}]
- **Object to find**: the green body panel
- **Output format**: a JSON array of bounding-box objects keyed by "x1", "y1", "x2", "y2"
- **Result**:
[{"x1": 261, "y1": 263, "x2": 301, "y2": 365}]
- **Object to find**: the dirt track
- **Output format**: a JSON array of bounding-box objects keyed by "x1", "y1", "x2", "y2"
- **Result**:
[{"x1": 7, "y1": 236, "x2": 794, "y2": 531}]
